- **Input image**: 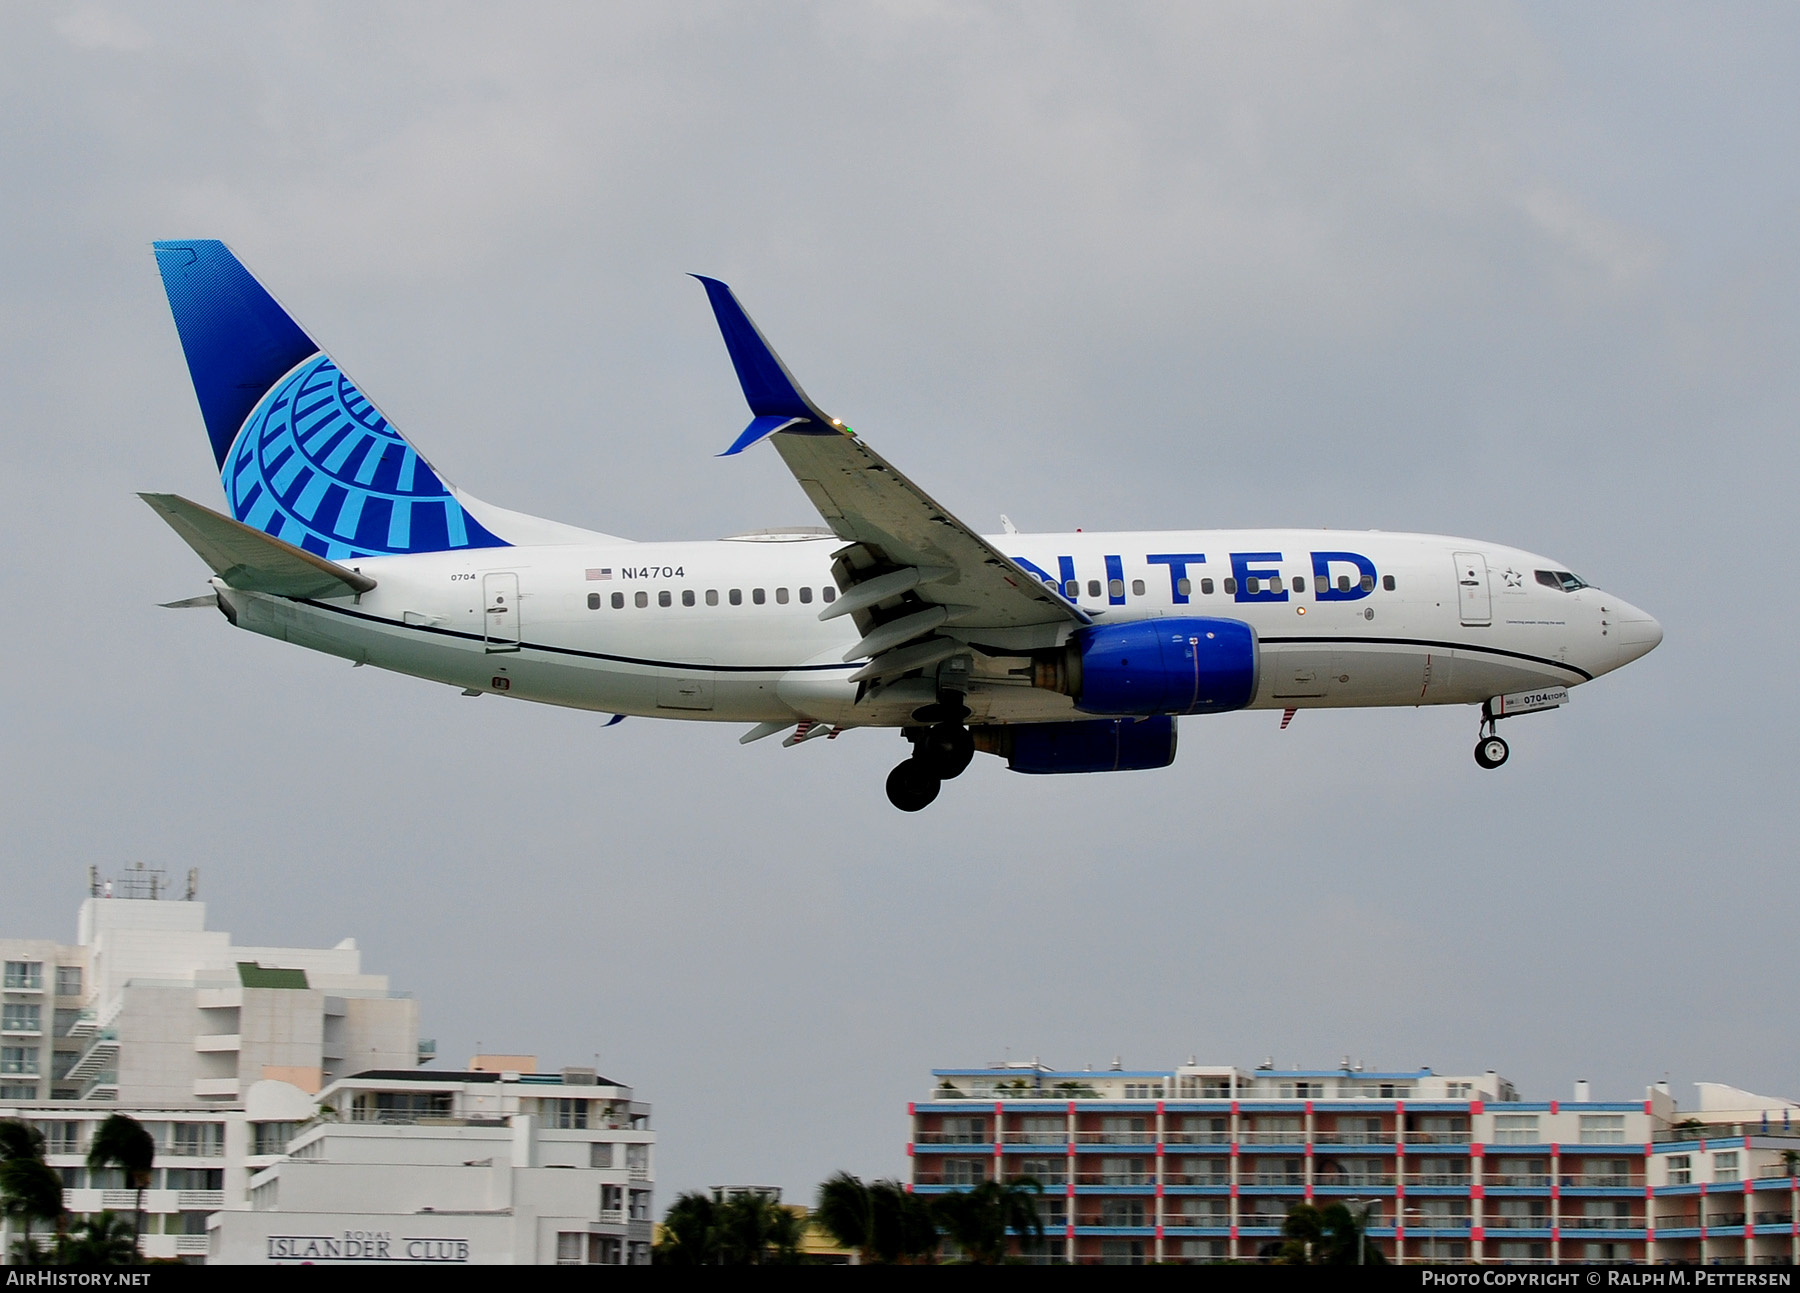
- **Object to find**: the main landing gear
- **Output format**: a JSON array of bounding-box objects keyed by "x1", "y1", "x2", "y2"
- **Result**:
[
  {"x1": 886, "y1": 703, "x2": 975, "y2": 812},
  {"x1": 1474, "y1": 705, "x2": 1510, "y2": 770}
]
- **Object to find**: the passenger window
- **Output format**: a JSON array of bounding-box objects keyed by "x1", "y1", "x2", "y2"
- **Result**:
[
  {"x1": 1200, "y1": 578, "x2": 1214, "y2": 595},
  {"x1": 1131, "y1": 579, "x2": 1145, "y2": 597},
  {"x1": 799, "y1": 587, "x2": 813, "y2": 604},
  {"x1": 775, "y1": 587, "x2": 790, "y2": 604},
  {"x1": 730, "y1": 589, "x2": 743, "y2": 606},
  {"x1": 681, "y1": 590, "x2": 695, "y2": 607},
  {"x1": 705, "y1": 589, "x2": 719, "y2": 606},
  {"x1": 1087, "y1": 580, "x2": 1102, "y2": 599},
  {"x1": 1177, "y1": 577, "x2": 1192, "y2": 597},
  {"x1": 1338, "y1": 574, "x2": 1351, "y2": 592},
  {"x1": 1246, "y1": 577, "x2": 1261, "y2": 594},
  {"x1": 1382, "y1": 575, "x2": 1396, "y2": 591},
  {"x1": 587, "y1": 593, "x2": 600, "y2": 610},
  {"x1": 634, "y1": 591, "x2": 648, "y2": 608},
  {"x1": 821, "y1": 586, "x2": 836, "y2": 603},
  {"x1": 1292, "y1": 576, "x2": 1305, "y2": 592},
  {"x1": 1361, "y1": 575, "x2": 1375, "y2": 592},
  {"x1": 1107, "y1": 579, "x2": 1125, "y2": 599},
  {"x1": 611, "y1": 592, "x2": 624, "y2": 609},
  {"x1": 1223, "y1": 578, "x2": 1237, "y2": 595},
  {"x1": 658, "y1": 591, "x2": 672, "y2": 608},
  {"x1": 753, "y1": 588, "x2": 766, "y2": 605},
  {"x1": 1064, "y1": 580, "x2": 1079, "y2": 597}
]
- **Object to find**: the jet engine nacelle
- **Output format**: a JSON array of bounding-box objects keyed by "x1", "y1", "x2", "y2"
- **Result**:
[
  {"x1": 1034, "y1": 617, "x2": 1260, "y2": 716},
  {"x1": 973, "y1": 717, "x2": 1177, "y2": 774}
]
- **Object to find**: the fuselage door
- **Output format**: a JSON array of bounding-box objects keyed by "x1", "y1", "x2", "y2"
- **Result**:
[
  {"x1": 483, "y1": 572, "x2": 521, "y2": 652},
  {"x1": 1454, "y1": 552, "x2": 1491, "y2": 627}
]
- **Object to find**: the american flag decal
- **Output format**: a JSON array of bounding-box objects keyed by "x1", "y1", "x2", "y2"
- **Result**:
[{"x1": 586, "y1": 568, "x2": 613, "y2": 581}]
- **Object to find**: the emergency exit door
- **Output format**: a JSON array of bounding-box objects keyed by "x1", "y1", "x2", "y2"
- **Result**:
[
  {"x1": 1454, "y1": 552, "x2": 1491, "y2": 626},
  {"x1": 483, "y1": 572, "x2": 521, "y2": 652}
]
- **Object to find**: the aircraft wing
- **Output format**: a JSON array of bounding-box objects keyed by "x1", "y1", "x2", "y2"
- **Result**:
[
  {"x1": 694, "y1": 278, "x2": 1086, "y2": 678},
  {"x1": 140, "y1": 493, "x2": 377, "y2": 599}
]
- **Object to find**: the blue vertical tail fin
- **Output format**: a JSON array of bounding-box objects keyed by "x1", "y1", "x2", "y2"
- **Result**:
[{"x1": 153, "y1": 240, "x2": 507, "y2": 559}]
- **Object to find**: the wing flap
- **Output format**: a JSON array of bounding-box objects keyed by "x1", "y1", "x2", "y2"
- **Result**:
[{"x1": 140, "y1": 493, "x2": 377, "y2": 599}]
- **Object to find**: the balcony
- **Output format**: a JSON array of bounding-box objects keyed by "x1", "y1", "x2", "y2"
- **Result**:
[
  {"x1": 63, "y1": 1011, "x2": 97, "y2": 1039},
  {"x1": 192, "y1": 1077, "x2": 239, "y2": 1099},
  {"x1": 1571, "y1": 1175, "x2": 1635, "y2": 1188},
  {"x1": 1656, "y1": 1215, "x2": 1701, "y2": 1229},
  {"x1": 1236, "y1": 1131, "x2": 1306, "y2": 1145},
  {"x1": 1239, "y1": 1173, "x2": 1305, "y2": 1187},
  {"x1": 1563, "y1": 1216, "x2": 1641, "y2": 1230},
  {"x1": 1403, "y1": 1214, "x2": 1471, "y2": 1230},
  {"x1": 1402, "y1": 1132, "x2": 1472, "y2": 1145},
  {"x1": 1315, "y1": 1174, "x2": 1397, "y2": 1189},
  {"x1": 1405, "y1": 1174, "x2": 1472, "y2": 1188},
  {"x1": 1706, "y1": 1212, "x2": 1748, "y2": 1227},
  {"x1": 1001, "y1": 1132, "x2": 1067, "y2": 1145},
  {"x1": 174, "y1": 1236, "x2": 209, "y2": 1256},
  {"x1": 1486, "y1": 1174, "x2": 1551, "y2": 1188},
  {"x1": 1485, "y1": 1215, "x2": 1551, "y2": 1229},
  {"x1": 1074, "y1": 1131, "x2": 1155, "y2": 1145},
  {"x1": 1314, "y1": 1131, "x2": 1397, "y2": 1145},
  {"x1": 1075, "y1": 1172, "x2": 1153, "y2": 1187},
  {"x1": 598, "y1": 1207, "x2": 625, "y2": 1225},
  {"x1": 193, "y1": 1034, "x2": 240, "y2": 1053},
  {"x1": 915, "y1": 1132, "x2": 991, "y2": 1145},
  {"x1": 178, "y1": 1190, "x2": 224, "y2": 1209}
]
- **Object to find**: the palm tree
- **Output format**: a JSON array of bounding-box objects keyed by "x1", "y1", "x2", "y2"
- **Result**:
[
  {"x1": 1279, "y1": 1200, "x2": 1385, "y2": 1264},
  {"x1": 813, "y1": 1172, "x2": 939, "y2": 1263},
  {"x1": 1782, "y1": 1148, "x2": 1799, "y2": 1179},
  {"x1": 86, "y1": 1114, "x2": 155, "y2": 1261},
  {"x1": 654, "y1": 1190, "x2": 720, "y2": 1265},
  {"x1": 931, "y1": 1178, "x2": 1045, "y2": 1263},
  {"x1": 58, "y1": 1212, "x2": 139, "y2": 1266},
  {"x1": 0, "y1": 1120, "x2": 64, "y2": 1265}
]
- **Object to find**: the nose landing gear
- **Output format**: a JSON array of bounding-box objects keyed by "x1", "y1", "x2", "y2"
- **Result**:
[
  {"x1": 1474, "y1": 734, "x2": 1510, "y2": 769},
  {"x1": 1473, "y1": 704, "x2": 1510, "y2": 769}
]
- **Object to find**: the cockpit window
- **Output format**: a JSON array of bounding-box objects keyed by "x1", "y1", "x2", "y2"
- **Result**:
[{"x1": 1535, "y1": 570, "x2": 1588, "y2": 592}]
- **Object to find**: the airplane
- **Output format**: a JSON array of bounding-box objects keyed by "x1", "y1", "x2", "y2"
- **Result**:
[{"x1": 143, "y1": 240, "x2": 1662, "y2": 811}]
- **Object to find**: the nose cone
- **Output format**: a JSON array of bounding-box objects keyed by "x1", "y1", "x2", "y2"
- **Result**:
[{"x1": 1612, "y1": 598, "x2": 1663, "y2": 667}]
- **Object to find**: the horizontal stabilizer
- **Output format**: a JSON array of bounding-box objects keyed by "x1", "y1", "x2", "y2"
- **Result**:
[
  {"x1": 140, "y1": 493, "x2": 376, "y2": 599},
  {"x1": 158, "y1": 594, "x2": 220, "y2": 609}
]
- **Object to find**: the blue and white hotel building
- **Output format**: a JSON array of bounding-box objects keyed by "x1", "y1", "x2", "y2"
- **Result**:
[{"x1": 908, "y1": 1061, "x2": 1800, "y2": 1265}]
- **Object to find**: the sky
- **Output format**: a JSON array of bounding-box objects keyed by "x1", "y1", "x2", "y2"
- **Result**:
[{"x1": 2, "y1": 2, "x2": 1796, "y2": 1204}]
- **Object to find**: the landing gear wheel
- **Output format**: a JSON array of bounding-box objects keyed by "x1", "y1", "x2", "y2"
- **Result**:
[
  {"x1": 886, "y1": 759, "x2": 942, "y2": 811},
  {"x1": 1474, "y1": 735, "x2": 1510, "y2": 769},
  {"x1": 921, "y1": 722, "x2": 975, "y2": 779}
]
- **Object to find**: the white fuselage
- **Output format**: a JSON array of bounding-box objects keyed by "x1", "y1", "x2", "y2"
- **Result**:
[{"x1": 213, "y1": 529, "x2": 1661, "y2": 730}]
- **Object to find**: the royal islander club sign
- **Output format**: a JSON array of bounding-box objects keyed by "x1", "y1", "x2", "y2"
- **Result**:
[{"x1": 267, "y1": 1231, "x2": 471, "y2": 1262}]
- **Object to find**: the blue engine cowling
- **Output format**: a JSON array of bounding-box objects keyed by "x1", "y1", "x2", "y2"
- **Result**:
[
  {"x1": 1042, "y1": 617, "x2": 1259, "y2": 716},
  {"x1": 975, "y1": 716, "x2": 1178, "y2": 774}
]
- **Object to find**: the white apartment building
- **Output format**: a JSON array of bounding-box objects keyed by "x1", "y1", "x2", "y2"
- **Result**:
[
  {"x1": 2, "y1": 874, "x2": 654, "y2": 1264},
  {"x1": 2, "y1": 866, "x2": 420, "y2": 1107},
  {"x1": 210, "y1": 1067, "x2": 656, "y2": 1264}
]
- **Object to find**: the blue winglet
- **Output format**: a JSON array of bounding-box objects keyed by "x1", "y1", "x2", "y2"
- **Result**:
[
  {"x1": 692, "y1": 276, "x2": 841, "y2": 453},
  {"x1": 721, "y1": 414, "x2": 808, "y2": 457}
]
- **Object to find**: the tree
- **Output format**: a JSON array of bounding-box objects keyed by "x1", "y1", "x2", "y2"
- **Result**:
[
  {"x1": 655, "y1": 1190, "x2": 807, "y2": 1266},
  {"x1": 654, "y1": 1190, "x2": 720, "y2": 1265},
  {"x1": 1278, "y1": 1201, "x2": 1386, "y2": 1265},
  {"x1": 1782, "y1": 1148, "x2": 1799, "y2": 1179},
  {"x1": 812, "y1": 1173, "x2": 939, "y2": 1263},
  {"x1": 86, "y1": 1114, "x2": 155, "y2": 1261},
  {"x1": 931, "y1": 1178, "x2": 1045, "y2": 1264},
  {"x1": 57, "y1": 1212, "x2": 139, "y2": 1266},
  {"x1": 0, "y1": 1120, "x2": 64, "y2": 1265}
]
